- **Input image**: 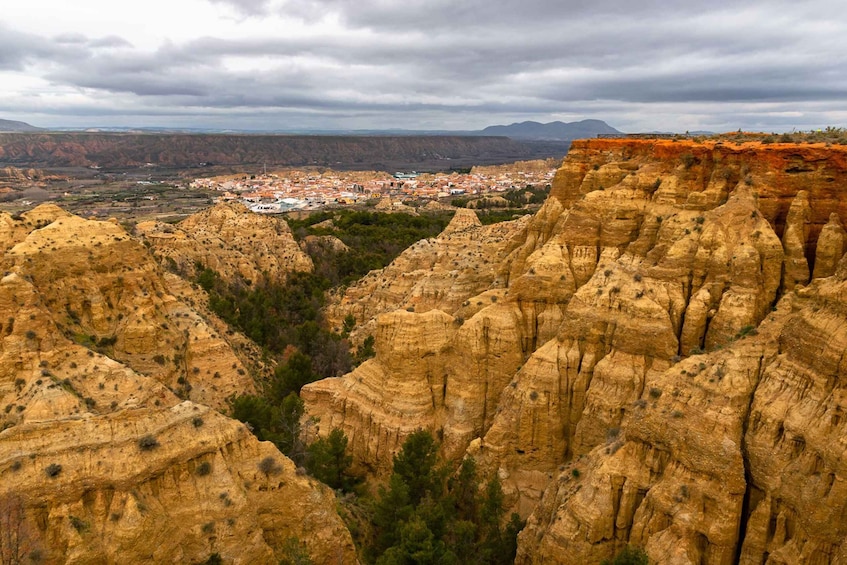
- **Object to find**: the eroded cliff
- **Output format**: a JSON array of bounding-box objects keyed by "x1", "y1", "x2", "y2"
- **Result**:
[
  {"x1": 304, "y1": 138, "x2": 847, "y2": 564},
  {"x1": 136, "y1": 201, "x2": 313, "y2": 287},
  {"x1": 0, "y1": 204, "x2": 357, "y2": 564}
]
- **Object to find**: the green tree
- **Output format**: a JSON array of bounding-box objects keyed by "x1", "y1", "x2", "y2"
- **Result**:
[
  {"x1": 230, "y1": 393, "x2": 305, "y2": 462},
  {"x1": 306, "y1": 428, "x2": 359, "y2": 492},
  {"x1": 392, "y1": 430, "x2": 441, "y2": 506},
  {"x1": 367, "y1": 432, "x2": 524, "y2": 565},
  {"x1": 354, "y1": 335, "x2": 376, "y2": 366},
  {"x1": 376, "y1": 516, "x2": 457, "y2": 565},
  {"x1": 449, "y1": 457, "x2": 479, "y2": 523},
  {"x1": 372, "y1": 474, "x2": 414, "y2": 557},
  {"x1": 271, "y1": 351, "x2": 317, "y2": 401},
  {"x1": 277, "y1": 393, "x2": 307, "y2": 464},
  {"x1": 342, "y1": 314, "x2": 356, "y2": 336}
]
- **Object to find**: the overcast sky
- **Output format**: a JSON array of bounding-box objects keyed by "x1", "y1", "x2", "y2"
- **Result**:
[{"x1": 2, "y1": 0, "x2": 846, "y2": 132}]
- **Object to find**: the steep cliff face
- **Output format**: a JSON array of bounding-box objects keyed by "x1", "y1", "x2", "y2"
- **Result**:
[
  {"x1": 304, "y1": 138, "x2": 847, "y2": 564},
  {"x1": 0, "y1": 404, "x2": 357, "y2": 564},
  {"x1": 136, "y1": 202, "x2": 313, "y2": 287},
  {"x1": 517, "y1": 258, "x2": 847, "y2": 565},
  {"x1": 1, "y1": 208, "x2": 255, "y2": 410},
  {"x1": 0, "y1": 205, "x2": 357, "y2": 564},
  {"x1": 324, "y1": 208, "x2": 531, "y2": 338}
]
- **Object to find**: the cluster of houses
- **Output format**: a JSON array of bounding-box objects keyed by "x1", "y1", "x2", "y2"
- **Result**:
[{"x1": 189, "y1": 165, "x2": 556, "y2": 214}]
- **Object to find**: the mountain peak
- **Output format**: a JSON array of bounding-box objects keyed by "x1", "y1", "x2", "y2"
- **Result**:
[
  {"x1": 480, "y1": 119, "x2": 620, "y2": 140},
  {"x1": 0, "y1": 118, "x2": 42, "y2": 132}
]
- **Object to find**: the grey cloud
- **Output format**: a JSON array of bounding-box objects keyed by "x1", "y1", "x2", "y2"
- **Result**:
[
  {"x1": 4, "y1": 0, "x2": 847, "y2": 131},
  {"x1": 208, "y1": 0, "x2": 272, "y2": 16},
  {"x1": 54, "y1": 33, "x2": 131, "y2": 48},
  {"x1": 53, "y1": 33, "x2": 89, "y2": 45},
  {"x1": 89, "y1": 36, "x2": 133, "y2": 48}
]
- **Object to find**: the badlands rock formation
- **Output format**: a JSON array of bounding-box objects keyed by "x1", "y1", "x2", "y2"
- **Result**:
[
  {"x1": 1, "y1": 206, "x2": 255, "y2": 410},
  {"x1": 304, "y1": 138, "x2": 847, "y2": 564},
  {"x1": 324, "y1": 208, "x2": 530, "y2": 337},
  {"x1": 136, "y1": 201, "x2": 313, "y2": 286},
  {"x1": 0, "y1": 205, "x2": 356, "y2": 564}
]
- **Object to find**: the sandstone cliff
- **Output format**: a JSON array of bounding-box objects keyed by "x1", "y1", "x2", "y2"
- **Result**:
[
  {"x1": 1, "y1": 207, "x2": 256, "y2": 410},
  {"x1": 325, "y1": 208, "x2": 530, "y2": 339},
  {"x1": 304, "y1": 138, "x2": 847, "y2": 564},
  {"x1": 0, "y1": 403, "x2": 357, "y2": 564},
  {"x1": 136, "y1": 202, "x2": 312, "y2": 287},
  {"x1": 0, "y1": 204, "x2": 357, "y2": 564}
]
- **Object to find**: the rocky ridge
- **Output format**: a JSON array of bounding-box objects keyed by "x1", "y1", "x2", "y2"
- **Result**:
[
  {"x1": 324, "y1": 208, "x2": 531, "y2": 338},
  {"x1": 0, "y1": 133, "x2": 552, "y2": 169},
  {"x1": 1, "y1": 206, "x2": 255, "y2": 411},
  {"x1": 0, "y1": 204, "x2": 356, "y2": 564},
  {"x1": 136, "y1": 201, "x2": 313, "y2": 287},
  {"x1": 304, "y1": 138, "x2": 847, "y2": 564}
]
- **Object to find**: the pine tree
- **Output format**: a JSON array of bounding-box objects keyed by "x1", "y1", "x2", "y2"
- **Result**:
[{"x1": 306, "y1": 428, "x2": 357, "y2": 491}]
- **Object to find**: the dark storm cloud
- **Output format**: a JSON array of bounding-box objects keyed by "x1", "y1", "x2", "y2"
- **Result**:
[{"x1": 4, "y1": 0, "x2": 847, "y2": 130}]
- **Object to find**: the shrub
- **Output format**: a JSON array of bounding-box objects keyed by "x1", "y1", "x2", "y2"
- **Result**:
[
  {"x1": 192, "y1": 416, "x2": 204, "y2": 428},
  {"x1": 571, "y1": 468, "x2": 581, "y2": 479},
  {"x1": 259, "y1": 456, "x2": 282, "y2": 476},
  {"x1": 195, "y1": 461, "x2": 212, "y2": 476},
  {"x1": 45, "y1": 463, "x2": 62, "y2": 478},
  {"x1": 649, "y1": 387, "x2": 662, "y2": 399},
  {"x1": 602, "y1": 545, "x2": 649, "y2": 565},
  {"x1": 138, "y1": 435, "x2": 160, "y2": 451},
  {"x1": 69, "y1": 515, "x2": 89, "y2": 533},
  {"x1": 737, "y1": 324, "x2": 757, "y2": 338}
]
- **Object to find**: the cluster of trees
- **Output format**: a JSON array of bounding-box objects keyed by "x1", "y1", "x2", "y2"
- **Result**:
[
  {"x1": 206, "y1": 211, "x2": 451, "y2": 464},
  {"x1": 501, "y1": 184, "x2": 551, "y2": 206},
  {"x1": 367, "y1": 430, "x2": 523, "y2": 565},
  {"x1": 452, "y1": 184, "x2": 550, "y2": 210},
  {"x1": 288, "y1": 210, "x2": 451, "y2": 287},
  {"x1": 449, "y1": 184, "x2": 550, "y2": 226},
  {"x1": 602, "y1": 546, "x2": 649, "y2": 565},
  {"x1": 193, "y1": 210, "x2": 532, "y2": 562}
]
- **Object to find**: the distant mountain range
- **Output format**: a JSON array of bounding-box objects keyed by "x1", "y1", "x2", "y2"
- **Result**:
[
  {"x1": 0, "y1": 119, "x2": 42, "y2": 132},
  {"x1": 0, "y1": 118, "x2": 621, "y2": 140},
  {"x1": 478, "y1": 119, "x2": 621, "y2": 140}
]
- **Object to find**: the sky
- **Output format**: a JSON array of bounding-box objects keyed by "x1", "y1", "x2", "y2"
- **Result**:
[{"x1": 2, "y1": 0, "x2": 847, "y2": 132}]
